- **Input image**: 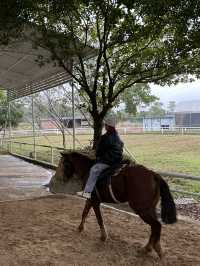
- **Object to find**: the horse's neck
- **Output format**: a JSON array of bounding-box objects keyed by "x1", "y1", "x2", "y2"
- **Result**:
[{"x1": 73, "y1": 155, "x2": 94, "y2": 181}]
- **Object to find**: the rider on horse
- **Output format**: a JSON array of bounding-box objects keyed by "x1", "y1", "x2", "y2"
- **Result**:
[{"x1": 83, "y1": 116, "x2": 124, "y2": 199}]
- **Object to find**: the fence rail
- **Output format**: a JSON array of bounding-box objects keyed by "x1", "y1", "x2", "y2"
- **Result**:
[
  {"x1": 0, "y1": 139, "x2": 200, "y2": 198},
  {"x1": 0, "y1": 140, "x2": 66, "y2": 166},
  {"x1": 1, "y1": 126, "x2": 200, "y2": 138}
]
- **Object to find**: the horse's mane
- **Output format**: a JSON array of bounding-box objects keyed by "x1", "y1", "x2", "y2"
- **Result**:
[
  {"x1": 70, "y1": 151, "x2": 95, "y2": 164},
  {"x1": 70, "y1": 152, "x2": 137, "y2": 167}
]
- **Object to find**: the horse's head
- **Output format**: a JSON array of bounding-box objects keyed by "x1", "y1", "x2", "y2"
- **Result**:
[
  {"x1": 53, "y1": 152, "x2": 83, "y2": 194},
  {"x1": 60, "y1": 151, "x2": 94, "y2": 182},
  {"x1": 55, "y1": 151, "x2": 94, "y2": 194}
]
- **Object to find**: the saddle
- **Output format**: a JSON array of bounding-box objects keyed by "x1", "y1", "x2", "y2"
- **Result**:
[
  {"x1": 94, "y1": 159, "x2": 131, "y2": 203},
  {"x1": 97, "y1": 159, "x2": 131, "y2": 184}
]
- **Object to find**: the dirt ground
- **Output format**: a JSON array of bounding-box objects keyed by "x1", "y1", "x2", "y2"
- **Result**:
[{"x1": 0, "y1": 195, "x2": 199, "y2": 266}]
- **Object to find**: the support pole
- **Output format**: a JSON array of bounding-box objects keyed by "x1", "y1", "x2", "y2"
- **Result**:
[
  {"x1": 72, "y1": 79, "x2": 76, "y2": 150},
  {"x1": 8, "y1": 101, "x2": 12, "y2": 152},
  {"x1": 31, "y1": 95, "x2": 36, "y2": 159},
  {"x1": 71, "y1": 60, "x2": 75, "y2": 150}
]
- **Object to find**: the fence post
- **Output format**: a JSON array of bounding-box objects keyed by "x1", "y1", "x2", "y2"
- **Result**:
[
  {"x1": 50, "y1": 146, "x2": 54, "y2": 165},
  {"x1": 31, "y1": 95, "x2": 36, "y2": 159},
  {"x1": 10, "y1": 141, "x2": 12, "y2": 153},
  {"x1": 8, "y1": 101, "x2": 12, "y2": 152},
  {"x1": 19, "y1": 143, "x2": 22, "y2": 155}
]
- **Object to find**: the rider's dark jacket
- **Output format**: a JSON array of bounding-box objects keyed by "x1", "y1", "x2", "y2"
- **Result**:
[{"x1": 96, "y1": 129, "x2": 124, "y2": 165}]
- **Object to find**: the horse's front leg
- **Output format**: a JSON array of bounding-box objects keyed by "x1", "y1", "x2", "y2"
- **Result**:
[
  {"x1": 78, "y1": 199, "x2": 92, "y2": 232},
  {"x1": 92, "y1": 202, "x2": 108, "y2": 241}
]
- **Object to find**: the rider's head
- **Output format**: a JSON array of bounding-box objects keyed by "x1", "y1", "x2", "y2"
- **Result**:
[{"x1": 104, "y1": 117, "x2": 116, "y2": 131}]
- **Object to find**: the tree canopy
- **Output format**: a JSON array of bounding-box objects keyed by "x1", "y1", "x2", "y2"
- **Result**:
[
  {"x1": 1, "y1": 0, "x2": 200, "y2": 146},
  {"x1": 120, "y1": 84, "x2": 157, "y2": 115},
  {"x1": 147, "y1": 101, "x2": 166, "y2": 116},
  {"x1": 167, "y1": 101, "x2": 176, "y2": 113}
]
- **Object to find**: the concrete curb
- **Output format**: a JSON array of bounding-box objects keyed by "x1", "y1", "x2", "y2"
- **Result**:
[{"x1": 10, "y1": 152, "x2": 57, "y2": 170}]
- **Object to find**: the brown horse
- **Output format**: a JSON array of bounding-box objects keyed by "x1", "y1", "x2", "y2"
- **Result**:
[{"x1": 61, "y1": 151, "x2": 177, "y2": 258}]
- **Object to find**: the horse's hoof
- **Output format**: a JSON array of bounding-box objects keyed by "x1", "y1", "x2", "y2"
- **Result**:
[
  {"x1": 154, "y1": 242, "x2": 164, "y2": 259},
  {"x1": 100, "y1": 234, "x2": 108, "y2": 242},
  {"x1": 138, "y1": 246, "x2": 153, "y2": 256},
  {"x1": 160, "y1": 257, "x2": 167, "y2": 266},
  {"x1": 78, "y1": 225, "x2": 84, "y2": 232},
  {"x1": 144, "y1": 245, "x2": 153, "y2": 253}
]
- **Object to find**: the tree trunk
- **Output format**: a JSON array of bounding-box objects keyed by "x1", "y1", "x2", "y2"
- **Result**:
[
  {"x1": 92, "y1": 116, "x2": 103, "y2": 150},
  {"x1": 61, "y1": 128, "x2": 66, "y2": 149}
]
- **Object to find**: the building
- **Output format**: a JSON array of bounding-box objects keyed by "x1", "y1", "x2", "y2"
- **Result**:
[
  {"x1": 40, "y1": 117, "x2": 89, "y2": 129},
  {"x1": 142, "y1": 100, "x2": 200, "y2": 131},
  {"x1": 143, "y1": 115, "x2": 175, "y2": 131},
  {"x1": 175, "y1": 112, "x2": 200, "y2": 127},
  {"x1": 174, "y1": 100, "x2": 200, "y2": 127},
  {"x1": 40, "y1": 119, "x2": 57, "y2": 129},
  {"x1": 62, "y1": 117, "x2": 89, "y2": 128}
]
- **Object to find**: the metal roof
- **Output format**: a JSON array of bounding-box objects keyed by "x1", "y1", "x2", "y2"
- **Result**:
[{"x1": 0, "y1": 38, "x2": 73, "y2": 101}]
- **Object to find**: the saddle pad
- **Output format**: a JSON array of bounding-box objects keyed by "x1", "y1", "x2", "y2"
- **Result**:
[{"x1": 97, "y1": 162, "x2": 128, "y2": 184}]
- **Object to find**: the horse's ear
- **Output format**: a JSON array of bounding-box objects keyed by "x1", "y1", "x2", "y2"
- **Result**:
[{"x1": 60, "y1": 152, "x2": 70, "y2": 160}]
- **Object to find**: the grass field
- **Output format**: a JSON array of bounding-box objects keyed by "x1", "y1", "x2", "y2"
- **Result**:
[
  {"x1": 11, "y1": 133, "x2": 200, "y2": 175},
  {"x1": 122, "y1": 134, "x2": 200, "y2": 176}
]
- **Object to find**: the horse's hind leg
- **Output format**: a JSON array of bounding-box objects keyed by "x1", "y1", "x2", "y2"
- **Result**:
[
  {"x1": 78, "y1": 199, "x2": 92, "y2": 232},
  {"x1": 137, "y1": 208, "x2": 163, "y2": 258},
  {"x1": 92, "y1": 201, "x2": 108, "y2": 241}
]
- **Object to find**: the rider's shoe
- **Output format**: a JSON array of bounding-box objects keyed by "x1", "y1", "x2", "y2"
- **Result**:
[
  {"x1": 76, "y1": 191, "x2": 83, "y2": 196},
  {"x1": 82, "y1": 192, "x2": 91, "y2": 199}
]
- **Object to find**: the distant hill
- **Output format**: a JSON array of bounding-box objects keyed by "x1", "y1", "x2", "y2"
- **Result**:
[{"x1": 175, "y1": 100, "x2": 200, "y2": 112}]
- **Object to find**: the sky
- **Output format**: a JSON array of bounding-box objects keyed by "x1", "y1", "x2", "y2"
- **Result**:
[{"x1": 150, "y1": 80, "x2": 200, "y2": 107}]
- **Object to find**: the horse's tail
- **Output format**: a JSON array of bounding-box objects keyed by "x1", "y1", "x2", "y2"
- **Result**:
[
  {"x1": 160, "y1": 177, "x2": 177, "y2": 224},
  {"x1": 155, "y1": 173, "x2": 177, "y2": 224}
]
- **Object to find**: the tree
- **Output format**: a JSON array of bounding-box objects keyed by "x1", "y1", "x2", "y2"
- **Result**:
[
  {"x1": 0, "y1": 0, "x2": 34, "y2": 45},
  {"x1": 36, "y1": 90, "x2": 70, "y2": 149},
  {"x1": 0, "y1": 91, "x2": 23, "y2": 130},
  {"x1": 32, "y1": 0, "x2": 200, "y2": 147},
  {"x1": 1, "y1": 0, "x2": 200, "y2": 147},
  {"x1": 31, "y1": 85, "x2": 90, "y2": 148},
  {"x1": 120, "y1": 84, "x2": 157, "y2": 115},
  {"x1": 148, "y1": 102, "x2": 166, "y2": 116},
  {"x1": 167, "y1": 101, "x2": 176, "y2": 113}
]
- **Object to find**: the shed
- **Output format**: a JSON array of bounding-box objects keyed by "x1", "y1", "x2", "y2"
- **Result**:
[{"x1": 143, "y1": 115, "x2": 175, "y2": 131}]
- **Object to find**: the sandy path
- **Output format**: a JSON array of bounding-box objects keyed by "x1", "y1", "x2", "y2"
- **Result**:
[{"x1": 0, "y1": 194, "x2": 199, "y2": 266}]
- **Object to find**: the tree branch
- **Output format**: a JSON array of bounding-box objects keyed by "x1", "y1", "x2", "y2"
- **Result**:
[
  {"x1": 113, "y1": 38, "x2": 155, "y2": 82},
  {"x1": 92, "y1": 16, "x2": 103, "y2": 96},
  {"x1": 112, "y1": 69, "x2": 178, "y2": 102},
  {"x1": 61, "y1": 85, "x2": 93, "y2": 128}
]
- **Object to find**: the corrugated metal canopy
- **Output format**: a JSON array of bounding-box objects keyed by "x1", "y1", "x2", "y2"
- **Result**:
[{"x1": 0, "y1": 38, "x2": 73, "y2": 101}]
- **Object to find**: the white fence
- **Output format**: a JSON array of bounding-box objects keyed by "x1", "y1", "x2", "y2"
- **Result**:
[
  {"x1": 0, "y1": 128, "x2": 94, "y2": 138},
  {"x1": 1, "y1": 126, "x2": 200, "y2": 138}
]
